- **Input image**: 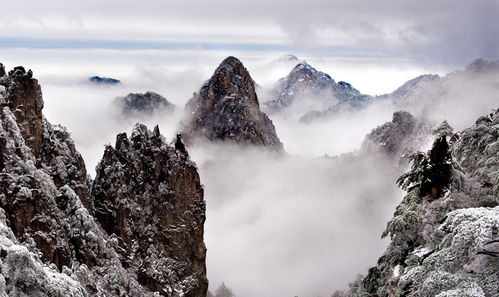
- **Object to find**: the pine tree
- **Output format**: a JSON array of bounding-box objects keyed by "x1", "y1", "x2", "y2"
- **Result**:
[{"x1": 397, "y1": 135, "x2": 452, "y2": 198}]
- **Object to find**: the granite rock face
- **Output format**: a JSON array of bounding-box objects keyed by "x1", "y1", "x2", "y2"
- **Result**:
[
  {"x1": 182, "y1": 56, "x2": 283, "y2": 150},
  {"x1": 2, "y1": 66, "x2": 44, "y2": 158},
  {"x1": 92, "y1": 124, "x2": 207, "y2": 296},
  {"x1": 361, "y1": 111, "x2": 434, "y2": 162},
  {"x1": 335, "y1": 110, "x2": 499, "y2": 297},
  {"x1": 0, "y1": 64, "x2": 208, "y2": 296}
]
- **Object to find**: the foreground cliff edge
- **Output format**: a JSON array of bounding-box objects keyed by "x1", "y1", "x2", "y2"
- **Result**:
[
  {"x1": 336, "y1": 111, "x2": 499, "y2": 297},
  {"x1": 0, "y1": 64, "x2": 207, "y2": 296}
]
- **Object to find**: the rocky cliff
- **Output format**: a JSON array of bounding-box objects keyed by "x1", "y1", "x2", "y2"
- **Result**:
[
  {"x1": 92, "y1": 124, "x2": 207, "y2": 296},
  {"x1": 334, "y1": 110, "x2": 499, "y2": 297},
  {"x1": 182, "y1": 56, "x2": 283, "y2": 150},
  {"x1": 361, "y1": 111, "x2": 434, "y2": 162},
  {"x1": 0, "y1": 64, "x2": 207, "y2": 296}
]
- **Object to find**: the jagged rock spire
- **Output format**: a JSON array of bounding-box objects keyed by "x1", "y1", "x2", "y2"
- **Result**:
[
  {"x1": 92, "y1": 123, "x2": 208, "y2": 296},
  {"x1": 182, "y1": 56, "x2": 283, "y2": 150},
  {"x1": 1, "y1": 66, "x2": 44, "y2": 158}
]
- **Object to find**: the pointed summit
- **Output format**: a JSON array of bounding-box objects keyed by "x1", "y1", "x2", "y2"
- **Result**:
[
  {"x1": 265, "y1": 61, "x2": 370, "y2": 117},
  {"x1": 201, "y1": 56, "x2": 259, "y2": 107},
  {"x1": 182, "y1": 56, "x2": 283, "y2": 150}
]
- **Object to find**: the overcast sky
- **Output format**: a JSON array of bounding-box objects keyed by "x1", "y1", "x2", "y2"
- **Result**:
[{"x1": 1, "y1": 0, "x2": 498, "y2": 66}]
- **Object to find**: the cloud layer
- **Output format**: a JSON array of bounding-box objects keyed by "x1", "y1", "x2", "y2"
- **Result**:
[{"x1": 1, "y1": 0, "x2": 498, "y2": 65}]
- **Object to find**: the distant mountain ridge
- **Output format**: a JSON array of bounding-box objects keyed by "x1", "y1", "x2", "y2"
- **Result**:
[
  {"x1": 264, "y1": 62, "x2": 371, "y2": 120},
  {"x1": 88, "y1": 76, "x2": 121, "y2": 85},
  {"x1": 115, "y1": 91, "x2": 176, "y2": 116}
]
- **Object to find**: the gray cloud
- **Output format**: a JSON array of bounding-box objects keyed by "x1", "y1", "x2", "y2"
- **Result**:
[{"x1": 1, "y1": 0, "x2": 498, "y2": 66}]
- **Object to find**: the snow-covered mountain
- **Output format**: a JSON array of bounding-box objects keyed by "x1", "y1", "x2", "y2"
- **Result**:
[
  {"x1": 1, "y1": 57, "x2": 497, "y2": 297},
  {"x1": 0, "y1": 64, "x2": 207, "y2": 296},
  {"x1": 263, "y1": 62, "x2": 371, "y2": 121},
  {"x1": 182, "y1": 56, "x2": 283, "y2": 150},
  {"x1": 377, "y1": 58, "x2": 499, "y2": 129},
  {"x1": 334, "y1": 109, "x2": 499, "y2": 297},
  {"x1": 261, "y1": 57, "x2": 498, "y2": 128},
  {"x1": 378, "y1": 74, "x2": 441, "y2": 106}
]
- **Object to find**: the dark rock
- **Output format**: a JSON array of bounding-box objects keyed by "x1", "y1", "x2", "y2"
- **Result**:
[
  {"x1": 0, "y1": 66, "x2": 97, "y2": 273},
  {"x1": 88, "y1": 76, "x2": 121, "y2": 85},
  {"x1": 361, "y1": 111, "x2": 433, "y2": 162},
  {"x1": 0, "y1": 63, "x2": 5, "y2": 77},
  {"x1": 115, "y1": 91, "x2": 175, "y2": 115},
  {"x1": 92, "y1": 123, "x2": 207, "y2": 297},
  {"x1": 182, "y1": 56, "x2": 283, "y2": 150},
  {"x1": 175, "y1": 133, "x2": 188, "y2": 156},
  {"x1": 0, "y1": 63, "x2": 209, "y2": 296},
  {"x1": 1, "y1": 66, "x2": 44, "y2": 158}
]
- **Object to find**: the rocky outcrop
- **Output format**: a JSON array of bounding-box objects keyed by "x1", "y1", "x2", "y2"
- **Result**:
[
  {"x1": 92, "y1": 124, "x2": 207, "y2": 297},
  {"x1": 361, "y1": 111, "x2": 433, "y2": 162},
  {"x1": 88, "y1": 76, "x2": 120, "y2": 85},
  {"x1": 264, "y1": 62, "x2": 371, "y2": 120},
  {"x1": 0, "y1": 63, "x2": 5, "y2": 77},
  {"x1": 0, "y1": 64, "x2": 208, "y2": 296},
  {"x1": 115, "y1": 91, "x2": 176, "y2": 116},
  {"x1": 182, "y1": 56, "x2": 283, "y2": 150},
  {"x1": 335, "y1": 110, "x2": 499, "y2": 297},
  {"x1": 2, "y1": 66, "x2": 43, "y2": 158},
  {"x1": 40, "y1": 120, "x2": 93, "y2": 209}
]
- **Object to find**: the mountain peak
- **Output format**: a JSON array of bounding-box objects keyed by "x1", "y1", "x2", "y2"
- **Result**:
[
  {"x1": 290, "y1": 62, "x2": 320, "y2": 75},
  {"x1": 265, "y1": 61, "x2": 370, "y2": 117},
  {"x1": 219, "y1": 56, "x2": 245, "y2": 69},
  {"x1": 182, "y1": 57, "x2": 283, "y2": 150}
]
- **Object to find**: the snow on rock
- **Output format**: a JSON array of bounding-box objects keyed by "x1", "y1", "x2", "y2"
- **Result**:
[
  {"x1": 336, "y1": 110, "x2": 499, "y2": 297},
  {"x1": 1, "y1": 64, "x2": 208, "y2": 296},
  {"x1": 0, "y1": 207, "x2": 87, "y2": 297},
  {"x1": 182, "y1": 56, "x2": 283, "y2": 150},
  {"x1": 3, "y1": 66, "x2": 43, "y2": 158},
  {"x1": 361, "y1": 111, "x2": 434, "y2": 163},
  {"x1": 265, "y1": 62, "x2": 371, "y2": 119},
  {"x1": 92, "y1": 123, "x2": 208, "y2": 297}
]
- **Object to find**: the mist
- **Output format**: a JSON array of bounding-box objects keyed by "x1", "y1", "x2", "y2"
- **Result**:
[
  {"x1": 1, "y1": 48, "x2": 498, "y2": 297},
  {"x1": 190, "y1": 142, "x2": 403, "y2": 297}
]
